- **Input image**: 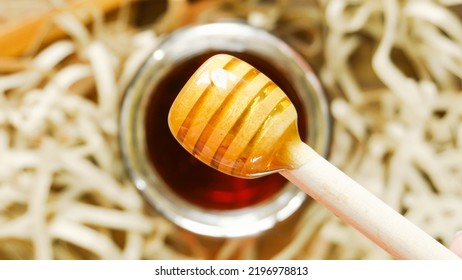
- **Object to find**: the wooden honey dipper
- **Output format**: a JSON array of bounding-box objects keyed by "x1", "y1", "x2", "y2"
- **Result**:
[{"x1": 168, "y1": 54, "x2": 460, "y2": 259}]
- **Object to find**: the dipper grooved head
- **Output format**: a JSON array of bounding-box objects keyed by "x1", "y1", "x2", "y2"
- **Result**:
[{"x1": 168, "y1": 54, "x2": 305, "y2": 178}]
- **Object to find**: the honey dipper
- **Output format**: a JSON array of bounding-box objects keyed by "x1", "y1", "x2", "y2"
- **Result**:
[{"x1": 168, "y1": 54, "x2": 459, "y2": 259}]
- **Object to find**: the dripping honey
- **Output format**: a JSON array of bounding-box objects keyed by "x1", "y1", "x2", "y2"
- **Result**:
[{"x1": 145, "y1": 51, "x2": 307, "y2": 210}]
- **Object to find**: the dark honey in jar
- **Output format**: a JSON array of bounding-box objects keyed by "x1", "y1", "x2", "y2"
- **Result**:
[{"x1": 145, "y1": 51, "x2": 307, "y2": 210}]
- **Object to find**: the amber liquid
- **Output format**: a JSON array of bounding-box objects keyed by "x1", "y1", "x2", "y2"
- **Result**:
[{"x1": 145, "y1": 51, "x2": 307, "y2": 210}]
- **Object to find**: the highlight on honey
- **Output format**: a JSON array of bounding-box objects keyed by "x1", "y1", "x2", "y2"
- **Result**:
[{"x1": 168, "y1": 54, "x2": 305, "y2": 178}]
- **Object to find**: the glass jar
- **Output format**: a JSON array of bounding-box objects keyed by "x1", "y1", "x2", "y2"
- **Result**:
[{"x1": 119, "y1": 22, "x2": 331, "y2": 237}]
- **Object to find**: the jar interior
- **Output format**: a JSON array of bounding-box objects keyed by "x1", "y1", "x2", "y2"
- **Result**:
[{"x1": 144, "y1": 50, "x2": 308, "y2": 210}]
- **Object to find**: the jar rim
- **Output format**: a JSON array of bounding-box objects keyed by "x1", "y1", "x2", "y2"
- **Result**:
[{"x1": 119, "y1": 22, "x2": 331, "y2": 237}]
